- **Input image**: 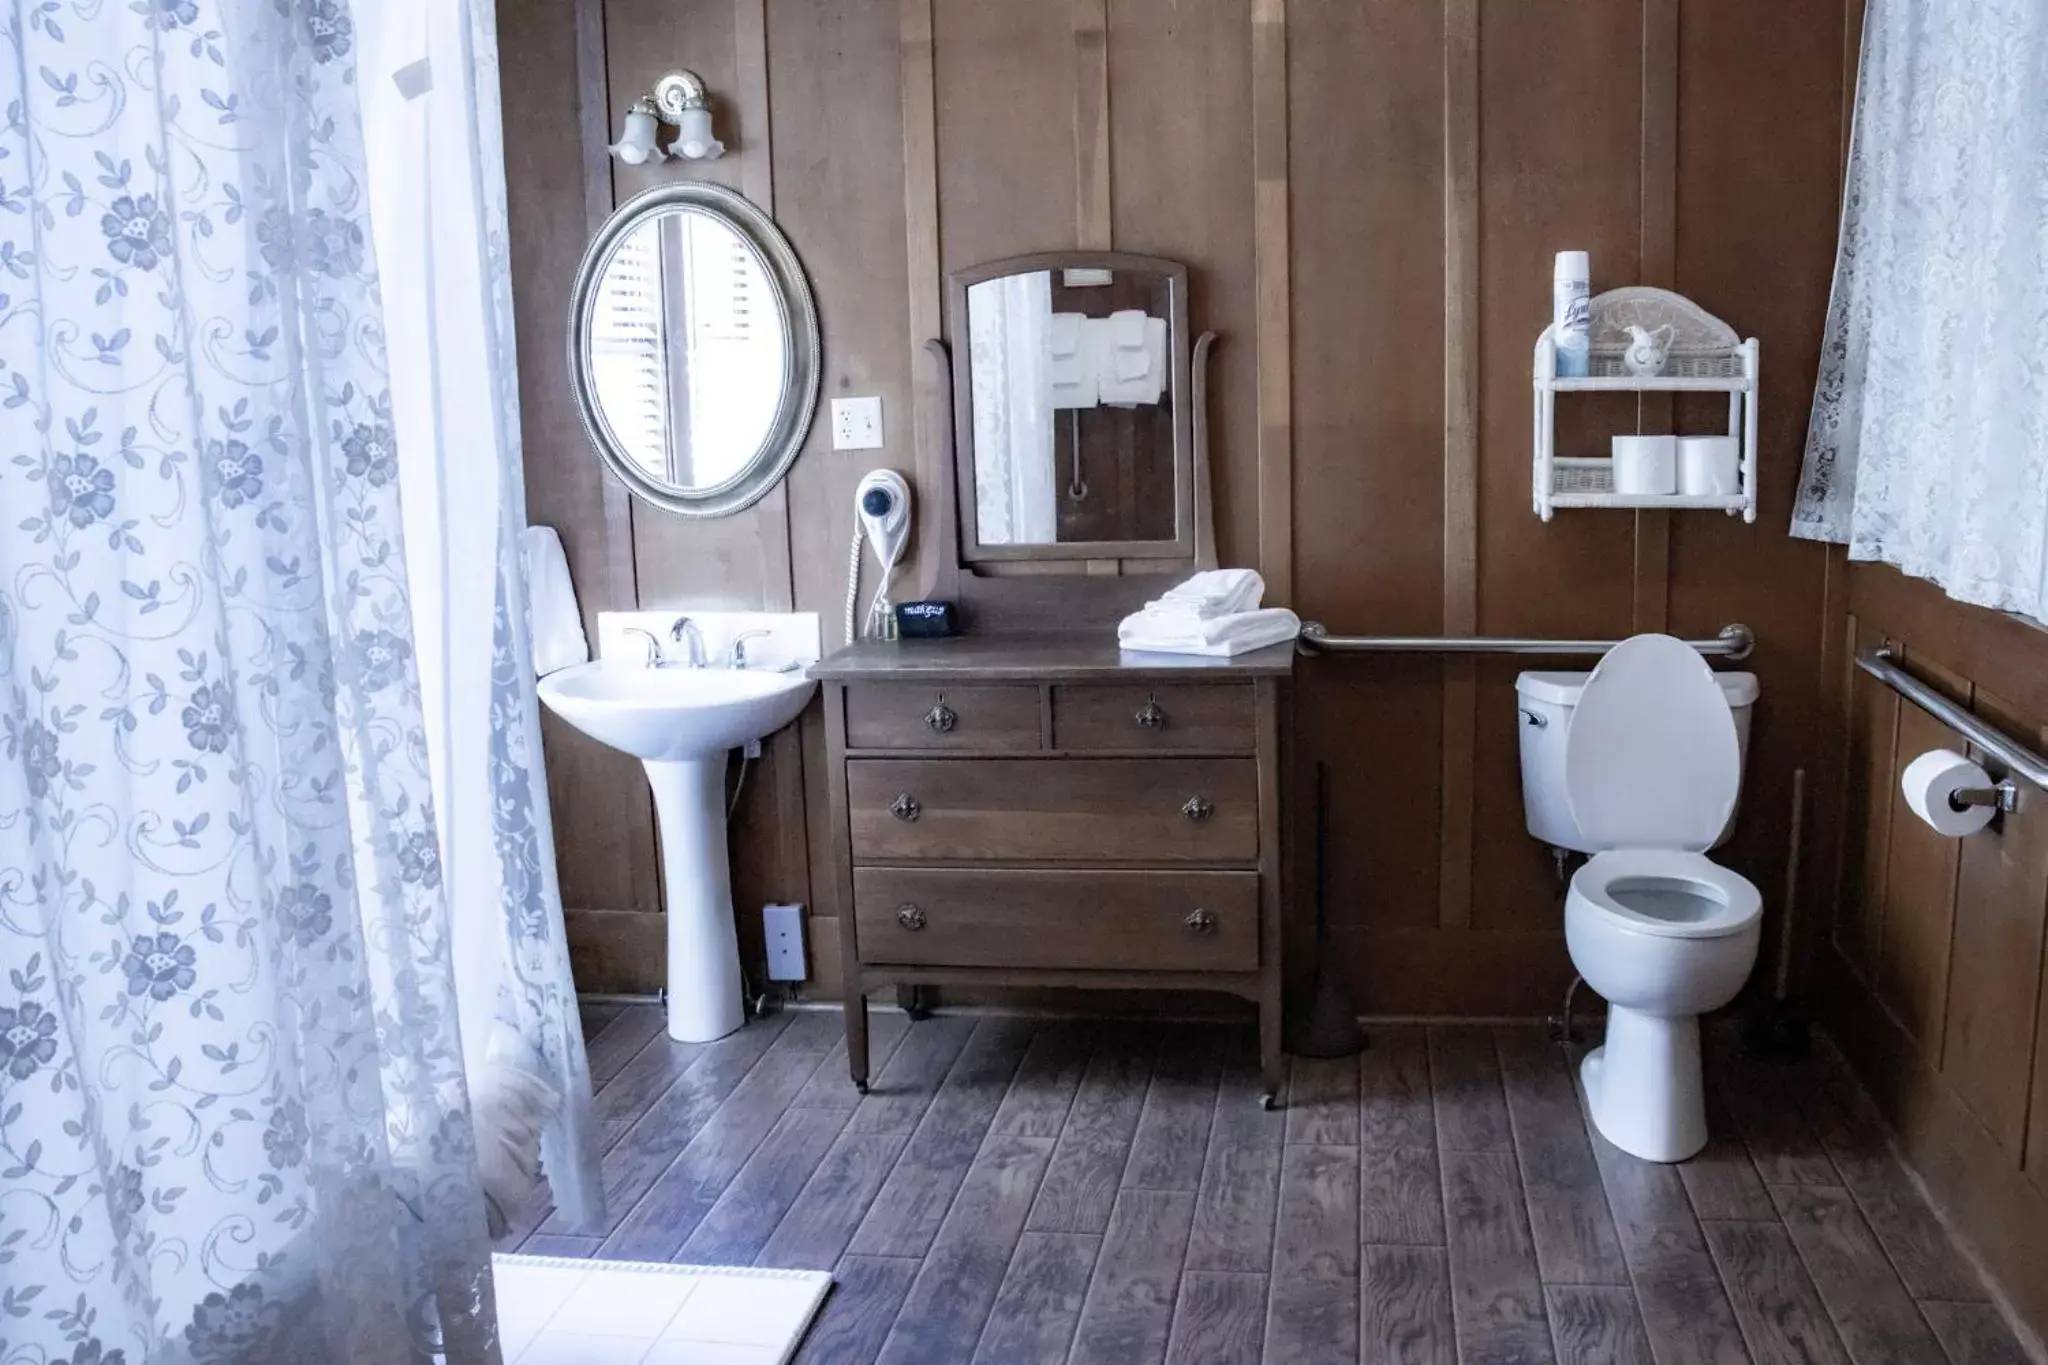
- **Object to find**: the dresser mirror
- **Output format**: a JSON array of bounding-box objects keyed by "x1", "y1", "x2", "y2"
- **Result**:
[
  {"x1": 951, "y1": 252, "x2": 1196, "y2": 563},
  {"x1": 570, "y1": 182, "x2": 820, "y2": 519}
]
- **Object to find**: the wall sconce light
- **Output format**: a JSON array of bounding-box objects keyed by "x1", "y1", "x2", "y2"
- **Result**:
[{"x1": 610, "y1": 70, "x2": 725, "y2": 166}]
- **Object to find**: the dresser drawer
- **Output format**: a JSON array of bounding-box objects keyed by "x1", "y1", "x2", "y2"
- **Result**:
[
  {"x1": 1051, "y1": 683, "x2": 1256, "y2": 752},
  {"x1": 855, "y1": 868, "x2": 1258, "y2": 971},
  {"x1": 844, "y1": 683, "x2": 1041, "y2": 751},
  {"x1": 846, "y1": 758, "x2": 1258, "y2": 863}
]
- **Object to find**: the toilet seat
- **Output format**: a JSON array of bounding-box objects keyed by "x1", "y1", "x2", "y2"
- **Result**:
[
  {"x1": 1572, "y1": 849, "x2": 1761, "y2": 940},
  {"x1": 1564, "y1": 634, "x2": 1741, "y2": 853}
]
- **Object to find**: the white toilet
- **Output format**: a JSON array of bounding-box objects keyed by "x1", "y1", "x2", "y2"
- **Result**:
[{"x1": 1516, "y1": 634, "x2": 1763, "y2": 1163}]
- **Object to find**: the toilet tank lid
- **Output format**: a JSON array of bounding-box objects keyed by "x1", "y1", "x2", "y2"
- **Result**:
[{"x1": 1516, "y1": 669, "x2": 1758, "y2": 708}]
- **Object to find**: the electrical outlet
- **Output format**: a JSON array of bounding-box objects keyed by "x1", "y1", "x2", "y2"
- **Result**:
[
  {"x1": 763, "y1": 903, "x2": 807, "y2": 982},
  {"x1": 831, "y1": 396, "x2": 884, "y2": 451}
]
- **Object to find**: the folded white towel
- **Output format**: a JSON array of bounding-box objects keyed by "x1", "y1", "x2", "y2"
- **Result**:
[
  {"x1": 1109, "y1": 309, "x2": 1148, "y2": 350},
  {"x1": 1048, "y1": 311, "x2": 1085, "y2": 358},
  {"x1": 1049, "y1": 362, "x2": 1098, "y2": 409},
  {"x1": 523, "y1": 525, "x2": 589, "y2": 676},
  {"x1": 1154, "y1": 568, "x2": 1266, "y2": 617},
  {"x1": 1097, "y1": 316, "x2": 1168, "y2": 404},
  {"x1": 1117, "y1": 606, "x2": 1301, "y2": 658},
  {"x1": 1114, "y1": 341, "x2": 1150, "y2": 381},
  {"x1": 1048, "y1": 312, "x2": 1098, "y2": 409}
]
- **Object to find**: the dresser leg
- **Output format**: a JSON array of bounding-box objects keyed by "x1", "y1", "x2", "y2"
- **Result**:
[
  {"x1": 1259, "y1": 996, "x2": 1284, "y2": 1111},
  {"x1": 846, "y1": 992, "x2": 870, "y2": 1093},
  {"x1": 897, "y1": 984, "x2": 932, "y2": 1021}
]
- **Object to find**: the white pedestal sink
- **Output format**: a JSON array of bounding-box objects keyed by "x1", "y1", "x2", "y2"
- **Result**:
[{"x1": 537, "y1": 661, "x2": 816, "y2": 1042}]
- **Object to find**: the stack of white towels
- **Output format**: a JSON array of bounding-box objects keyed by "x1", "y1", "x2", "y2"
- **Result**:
[
  {"x1": 1049, "y1": 309, "x2": 1170, "y2": 409},
  {"x1": 1117, "y1": 569, "x2": 1301, "y2": 657}
]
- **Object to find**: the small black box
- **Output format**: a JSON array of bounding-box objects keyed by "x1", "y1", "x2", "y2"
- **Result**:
[{"x1": 895, "y1": 600, "x2": 957, "y2": 638}]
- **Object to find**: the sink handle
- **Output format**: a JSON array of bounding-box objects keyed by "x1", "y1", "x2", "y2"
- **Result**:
[
  {"x1": 729, "y1": 629, "x2": 774, "y2": 670},
  {"x1": 889, "y1": 793, "x2": 922, "y2": 822},
  {"x1": 623, "y1": 626, "x2": 664, "y2": 668}
]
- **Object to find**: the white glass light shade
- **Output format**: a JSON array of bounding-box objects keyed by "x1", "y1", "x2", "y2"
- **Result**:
[
  {"x1": 675, "y1": 106, "x2": 725, "y2": 161},
  {"x1": 610, "y1": 108, "x2": 667, "y2": 166}
]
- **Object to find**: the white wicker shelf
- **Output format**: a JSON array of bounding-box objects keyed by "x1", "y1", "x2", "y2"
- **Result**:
[
  {"x1": 1539, "y1": 374, "x2": 1753, "y2": 394},
  {"x1": 1534, "y1": 287, "x2": 1759, "y2": 523},
  {"x1": 1544, "y1": 458, "x2": 1747, "y2": 511}
]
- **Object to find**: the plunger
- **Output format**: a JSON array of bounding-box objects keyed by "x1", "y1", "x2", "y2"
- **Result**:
[
  {"x1": 1287, "y1": 760, "x2": 1365, "y2": 1058},
  {"x1": 1744, "y1": 768, "x2": 1811, "y2": 1058}
]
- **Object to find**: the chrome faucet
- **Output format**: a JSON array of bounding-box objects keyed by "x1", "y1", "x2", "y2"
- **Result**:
[
  {"x1": 728, "y1": 629, "x2": 774, "y2": 670},
  {"x1": 622, "y1": 626, "x2": 665, "y2": 668},
  {"x1": 669, "y1": 616, "x2": 708, "y2": 669}
]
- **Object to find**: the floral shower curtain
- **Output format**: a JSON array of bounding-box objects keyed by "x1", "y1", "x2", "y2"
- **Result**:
[
  {"x1": 0, "y1": 0, "x2": 552, "y2": 1359},
  {"x1": 1791, "y1": 0, "x2": 2048, "y2": 622},
  {"x1": 356, "y1": 0, "x2": 602, "y2": 1238}
]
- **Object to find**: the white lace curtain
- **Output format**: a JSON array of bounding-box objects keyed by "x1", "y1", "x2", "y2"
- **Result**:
[
  {"x1": 968, "y1": 273, "x2": 1059, "y2": 546},
  {"x1": 0, "y1": 1, "x2": 592, "y2": 1360},
  {"x1": 359, "y1": 0, "x2": 602, "y2": 1241},
  {"x1": 1791, "y1": 0, "x2": 2048, "y2": 621}
]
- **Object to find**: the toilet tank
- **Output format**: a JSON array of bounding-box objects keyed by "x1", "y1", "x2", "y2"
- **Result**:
[{"x1": 1515, "y1": 669, "x2": 1758, "y2": 854}]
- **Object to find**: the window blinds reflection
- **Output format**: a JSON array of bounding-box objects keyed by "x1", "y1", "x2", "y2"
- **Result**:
[
  {"x1": 589, "y1": 219, "x2": 670, "y2": 474},
  {"x1": 586, "y1": 208, "x2": 786, "y2": 493}
]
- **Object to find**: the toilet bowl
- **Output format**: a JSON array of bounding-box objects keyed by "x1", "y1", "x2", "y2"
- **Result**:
[
  {"x1": 1568, "y1": 851, "x2": 1760, "y2": 1161},
  {"x1": 1525, "y1": 634, "x2": 1762, "y2": 1163}
]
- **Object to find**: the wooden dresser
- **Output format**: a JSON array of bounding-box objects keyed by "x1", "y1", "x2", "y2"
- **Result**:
[{"x1": 814, "y1": 636, "x2": 1292, "y2": 1105}]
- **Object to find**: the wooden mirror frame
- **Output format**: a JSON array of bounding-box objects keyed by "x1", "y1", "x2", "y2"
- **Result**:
[
  {"x1": 919, "y1": 252, "x2": 1217, "y2": 634},
  {"x1": 947, "y1": 251, "x2": 1198, "y2": 565}
]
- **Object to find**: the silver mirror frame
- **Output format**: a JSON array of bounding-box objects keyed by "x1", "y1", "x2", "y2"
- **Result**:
[{"x1": 568, "y1": 182, "x2": 821, "y2": 520}]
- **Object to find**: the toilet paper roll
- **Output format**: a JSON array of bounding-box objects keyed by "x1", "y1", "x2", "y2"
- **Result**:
[
  {"x1": 1612, "y1": 434, "x2": 1677, "y2": 495},
  {"x1": 1899, "y1": 749, "x2": 1997, "y2": 838},
  {"x1": 1678, "y1": 435, "x2": 1741, "y2": 496}
]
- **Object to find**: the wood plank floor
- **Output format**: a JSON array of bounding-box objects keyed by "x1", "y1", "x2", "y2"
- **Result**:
[{"x1": 505, "y1": 1005, "x2": 2031, "y2": 1365}]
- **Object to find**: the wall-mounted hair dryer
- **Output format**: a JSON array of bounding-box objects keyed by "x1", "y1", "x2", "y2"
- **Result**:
[{"x1": 845, "y1": 470, "x2": 912, "y2": 645}]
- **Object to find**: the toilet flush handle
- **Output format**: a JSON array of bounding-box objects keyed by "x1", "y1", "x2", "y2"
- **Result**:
[{"x1": 1519, "y1": 707, "x2": 1547, "y2": 729}]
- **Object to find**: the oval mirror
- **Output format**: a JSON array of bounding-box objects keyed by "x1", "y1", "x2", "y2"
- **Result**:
[{"x1": 570, "y1": 183, "x2": 820, "y2": 519}]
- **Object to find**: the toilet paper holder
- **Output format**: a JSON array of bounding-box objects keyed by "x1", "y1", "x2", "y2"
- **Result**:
[
  {"x1": 1858, "y1": 646, "x2": 2047, "y2": 820},
  {"x1": 1949, "y1": 780, "x2": 2019, "y2": 814}
]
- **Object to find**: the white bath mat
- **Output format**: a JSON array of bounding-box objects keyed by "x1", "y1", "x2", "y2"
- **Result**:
[{"x1": 493, "y1": 1253, "x2": 831, "y2": 1364}]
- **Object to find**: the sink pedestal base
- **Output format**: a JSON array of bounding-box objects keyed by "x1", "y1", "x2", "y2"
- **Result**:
[{"x1": 644, "y1": 757, "x2": 746, "y2": 1042}]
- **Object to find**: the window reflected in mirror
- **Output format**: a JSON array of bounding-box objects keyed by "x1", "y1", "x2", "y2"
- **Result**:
[{"x1": 587, "y1": 207, "x2": 787, "y2": 495}]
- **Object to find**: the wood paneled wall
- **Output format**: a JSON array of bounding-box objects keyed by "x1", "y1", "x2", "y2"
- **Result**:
[
  {"x1": 1291, "y1": 0, "x2": 1850, "y2": 1013},
  {"x1": 503, "y1": 0, "x2": 1855, "y2": 1009},
  {"x1": 1824, "y1": 563, "x2": 2048, "y2": 1335}
]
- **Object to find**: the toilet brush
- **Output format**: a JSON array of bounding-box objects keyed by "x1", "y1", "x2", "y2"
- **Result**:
[
  {"x1": 1288, "y1": 761, "x2": 1365, "y2": 1059},
  {"x1": 1745, "y1": 767, "x2": 1811, "y2": 1058}
]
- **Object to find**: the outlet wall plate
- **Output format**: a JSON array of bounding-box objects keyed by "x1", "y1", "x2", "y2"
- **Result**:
[
  {"x1": 763, "y1": 903, "x2": 807, "y2": 982},
  {"x1": 831, "y1": 396, "x2": 884, "y2": 451}
]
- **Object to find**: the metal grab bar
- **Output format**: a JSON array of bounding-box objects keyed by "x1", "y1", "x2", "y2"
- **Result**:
[
  {"x1": 1297, "y1": 621, "x2": 1755, "y2": 662},
  {"x1": 1856, "y1": 647, "x2": 2048, "y2": 801}
]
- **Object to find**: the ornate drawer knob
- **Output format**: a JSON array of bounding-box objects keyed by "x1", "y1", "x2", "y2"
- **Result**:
[
  {"x1": 896, "y1": 903, "x2": 927, "y2": 931},
  {"x1": 1185, "y1": 908, "x2": 1217, "y2": 934},
  {"x1": 889, "y1": 793, "x2": 922, "y2": 822},
  {"x1": 1136, "y1": 696, "x2": 1168, "y2": 730},
  {"x1": 925, "y1": 696, "x2": 957, "y2": 733},
  {"x1": 1182, "y1": 795, "x2": 1215, "y2": 823}
]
